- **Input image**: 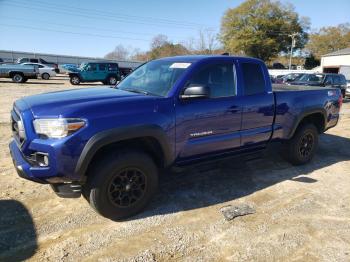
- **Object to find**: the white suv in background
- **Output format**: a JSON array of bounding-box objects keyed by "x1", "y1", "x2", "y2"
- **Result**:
[{"x1": 22, "y1": 63, "x2": 56, "y2": 80}]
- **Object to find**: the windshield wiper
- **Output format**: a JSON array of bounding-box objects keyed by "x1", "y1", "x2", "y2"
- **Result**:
[{"x1": 123, "y1": 88, "x2": 149, "y2": 95}]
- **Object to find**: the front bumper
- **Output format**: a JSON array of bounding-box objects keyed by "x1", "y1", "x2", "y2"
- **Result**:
[
  {"x1": 9, "y1": 140, "x2": 82, "y2": 197},
  {"x1": 9, "y1": 140, "x2": 48, "y2": 184}
]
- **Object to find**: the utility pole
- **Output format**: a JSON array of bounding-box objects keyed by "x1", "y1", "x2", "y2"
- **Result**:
[{"x1": 288, "y1": 33, "x2": 298, "y2": 70}]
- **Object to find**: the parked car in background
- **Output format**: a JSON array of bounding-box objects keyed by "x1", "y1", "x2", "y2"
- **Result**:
[
  {"x1": 61, "y1": 64, "x2": 79, "y2": 73},
  {"x1": 119, "y1": 67, "x2": 133, "y2": 78},
  {"x1": 290, "y1": 73, "x2": 347, "y2": 97},
  {"x1": 346, "y1": 80, "x2": 350, "y2": 97},
  {"x1": 9, "y1": 55, "x2": 342, "y2": 220},
  {"x1": 0, "y1": 63, "x2": 39, "y2": 83},
  {"x1": 68, "y1": 62, "x2": 120, "y2": 85},
  {"x1": 22, "y1": 63, "x2": 56, "y2": 80},
  {"x1": 274, "y1": 73, "x2": 305, "y2": 84},
  {"x1": 16, "y1": 57, "x2": 60, "y2": 73}
]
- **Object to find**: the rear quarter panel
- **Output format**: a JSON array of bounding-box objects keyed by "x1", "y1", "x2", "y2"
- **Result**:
[{"x1": 272, "y1": 88, "x2": 341, "y2": 140}]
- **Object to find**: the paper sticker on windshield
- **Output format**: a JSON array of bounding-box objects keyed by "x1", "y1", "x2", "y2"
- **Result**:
[{"x1": 170, "y1": 63, "x2": 191, "y2": 69}]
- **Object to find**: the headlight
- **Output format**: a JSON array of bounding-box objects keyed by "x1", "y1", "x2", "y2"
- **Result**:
[{"x1": 33, "y1": 118, "x2": 86, "y2": 138}]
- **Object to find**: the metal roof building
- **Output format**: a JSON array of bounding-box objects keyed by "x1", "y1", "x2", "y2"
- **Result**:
[{"x1": 321, "y1": 48, "x2": 350, "y2": 79}]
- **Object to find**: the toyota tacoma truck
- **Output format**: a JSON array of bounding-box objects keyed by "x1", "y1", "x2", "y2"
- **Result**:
[{"x1": 9, "y1": 55, "x2": 342, "y2": 220}]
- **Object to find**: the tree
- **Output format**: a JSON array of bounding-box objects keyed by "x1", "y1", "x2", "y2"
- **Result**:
[
  {"x1": 305, "y1": 24, "x2": 350, "y2": 59},
  {"x1": 132, "y1": 35, "x2": 189, "y2": 61},
  {"x1": 184, "y1": 29, "x2": 222, "y2": 54},
  {"x1": 104, "y1": 44, "x2": 130, "y2": 60},
  {"x1": 220, "y1": 0, "x2": 309, "y2": 61}
]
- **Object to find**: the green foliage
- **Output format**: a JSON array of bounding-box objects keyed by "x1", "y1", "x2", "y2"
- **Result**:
[
  {"x1": 220, "y1": 0, "x2": 309, "y2": 61},
  {"x1": 304, "y1": 54, "x2": 320, "y2": 69},
  {"x1": 306, "y1": 24, "x2": 350, "y2": 59}
]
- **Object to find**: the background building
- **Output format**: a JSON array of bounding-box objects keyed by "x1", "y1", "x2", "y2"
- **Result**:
[{"x1": 321, "y1": 48, "x2": 350, "y2": 79}]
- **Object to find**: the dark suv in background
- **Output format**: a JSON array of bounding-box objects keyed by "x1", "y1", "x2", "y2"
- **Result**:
[
  {"x1": 290, "y1": 73, "x2": 347, "y2": 97},
  {"x1": 69, "y1": 62, "x2": 121, "y2": 85}
]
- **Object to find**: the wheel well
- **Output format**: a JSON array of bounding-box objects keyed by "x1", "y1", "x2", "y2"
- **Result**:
[
  {"x1": 9, "y1": 71, "x2": 24, "y2": 77},
  {"x1": 86, "y1": 137, "x2": 165, "y2": 175},
  {"x1": 298, "y1": 113, "x2": 325, "y2": 133},
  {"x1": 69, "y1": 73, "x2": 80, "y2": 78}
]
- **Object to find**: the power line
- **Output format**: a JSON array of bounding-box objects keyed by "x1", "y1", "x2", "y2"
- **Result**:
[
  {"x1": 0, "y1": 23, "x2": 151, "y2": 42},
  {"x1": 18, "y1": 0, "x2": 215, "y2": 28},
  {"x1": 4, "y1": 1, "x2": 215, "y2": 31},
  {"x1": 1, "y1": 16, "x2": 188, "y2": 40}
]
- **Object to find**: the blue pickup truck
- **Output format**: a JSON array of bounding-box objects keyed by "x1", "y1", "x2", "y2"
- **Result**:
[{"x1": 9, "y1": 55, "x2": 342, "y2": 220}]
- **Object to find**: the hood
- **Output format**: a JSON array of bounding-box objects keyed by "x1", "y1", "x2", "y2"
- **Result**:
[{"x1": 20, "y1": 87, "x2": 153, "y2": 117}]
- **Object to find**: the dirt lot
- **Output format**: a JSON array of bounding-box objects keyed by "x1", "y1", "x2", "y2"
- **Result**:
[{"x1": 0, "y1": 77, "x2": 350, "y2": 261}]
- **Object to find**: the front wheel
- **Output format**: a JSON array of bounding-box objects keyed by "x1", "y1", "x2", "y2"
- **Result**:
[
  {"x1": 283, "y1": 123, "x2": 319, "y2": 165},
  {"x1": 12, "y1": 73, "x2": 24, "y2": 83},
  {"x1": 70, "y1": 75, "x2": 80, "y2": 85},
  {"x1": 83, "y1": 151, "x2": 158, "y2": 220}
]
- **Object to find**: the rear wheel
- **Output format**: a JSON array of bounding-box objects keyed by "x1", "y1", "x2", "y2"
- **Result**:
[
  {"x1": 107, "y1": 75, "x2": 117, "y2": 85},
  {"x1": 283, "y1": 123, "x2": 318, "y2": 165},
  {"x1": 41, "y1": 73, "x2": 50, "y2": 80},
  {"x1": 12, "y1": 73, "x2": 24, "y2": 83},
  {"x1": 83, "y1": 151, "x2": 158, "y2": 220},
  {"x1": 70, "y1": 75, "x2": 80, "y2": 85}
]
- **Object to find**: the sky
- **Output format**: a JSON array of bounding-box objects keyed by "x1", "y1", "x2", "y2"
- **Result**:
[{"x1": 0, "y1": 0, "x2": 349, "y2": 58}]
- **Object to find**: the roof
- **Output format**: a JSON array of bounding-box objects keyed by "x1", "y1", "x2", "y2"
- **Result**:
[
  {"x1": 156, "y1": 55, "x2": 263, "y2": 63},
  {"x1": 322, "y1": 48, "x2": 350, "y2": 57}
]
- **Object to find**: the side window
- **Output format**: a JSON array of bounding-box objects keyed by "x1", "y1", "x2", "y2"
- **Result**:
[
  {"x1": 30, "y1": 59, "x2": 39, "y2": 63},
  {"x1": 241, "y1": 62, "x2": 266, "y2": 95},
  {"x1": 99, "y1": 64, "x2": 107, "y2": 71},
  {"x1": 325, "y1": 76, "x2": 333, "y2": 85},
  {"x1": 186, "y1": 63, "x2": 235, "y2": 98},
  {"x1": 88, "y1": 64, "x2": 97, "y2": 71}
]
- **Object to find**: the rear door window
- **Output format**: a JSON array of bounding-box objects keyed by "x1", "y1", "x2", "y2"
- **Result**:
[
  {"x1": 241, "y1": 62, "x2": 266, "y2": 95},
  {"x1": 99, "y1": 64, "x2": 107, "y2": 71}
]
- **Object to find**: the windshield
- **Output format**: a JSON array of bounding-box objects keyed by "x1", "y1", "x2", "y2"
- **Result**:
[
  {"x1": 299, "y1": 74, "x2": 325, "y2": 83},
  {"x1": 79, "y1": 63, "x2": 87, "y2": 69},
  {"x1": 117, "y1": 60, "x2": 191, "y2": 96}
]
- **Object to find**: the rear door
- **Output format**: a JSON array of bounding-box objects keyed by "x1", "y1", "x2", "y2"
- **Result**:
[
  {"x1": 238, "y1": 61, "x2": 275, "y2": 147},
  {"x1": 96, "y1": 63, "x2": 108, "y2": 80},
  {"x1": 175, "y1": 60, "x2": 242, "y2": 159}
]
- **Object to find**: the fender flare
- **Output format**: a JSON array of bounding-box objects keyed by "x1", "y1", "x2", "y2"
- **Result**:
[
  {"x1": 75, "y1": 125, "x2": 173, "y2": 177},
  {"x1": 287, "y1": 108, "x2": 327, "y2": 139}
]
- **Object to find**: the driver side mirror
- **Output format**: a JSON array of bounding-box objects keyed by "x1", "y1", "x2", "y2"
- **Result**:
[{"x1": 180, "y1": 85, "x2": 210, "y2": 99}]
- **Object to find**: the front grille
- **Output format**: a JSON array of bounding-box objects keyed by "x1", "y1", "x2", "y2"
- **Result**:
[{"x1": 11, "y1": 109, "x2": 26, "y2": 146}]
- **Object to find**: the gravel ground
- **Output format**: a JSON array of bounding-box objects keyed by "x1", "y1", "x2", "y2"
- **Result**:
[{"x1": 0, "y1": 77, "x2": 350, "y2": 261}]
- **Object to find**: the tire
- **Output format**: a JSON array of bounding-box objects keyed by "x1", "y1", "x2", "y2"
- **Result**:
[
  {"x1": 83, "y1": 151, "x2": 158, "y2": 220},
  {"x1": 70, "y1": 75, "x2": 80, "y2": 85},
  {"x1": 283, "y1": 123, "x2": 319, "y2": 165},
  {"x1": 41, "y1": 73, "x2": 50, "y2": 80},
  {"x1": 12, "y1": 73, "x2": 24, "y2": 83},
  {"x1": 107, "y1": 75, "x2": 117, "y2": 85}
]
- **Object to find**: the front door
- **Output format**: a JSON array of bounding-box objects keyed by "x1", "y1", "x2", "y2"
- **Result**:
[{"x1": 175, "y1": 61, "x2": 242, "y2": 160}]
